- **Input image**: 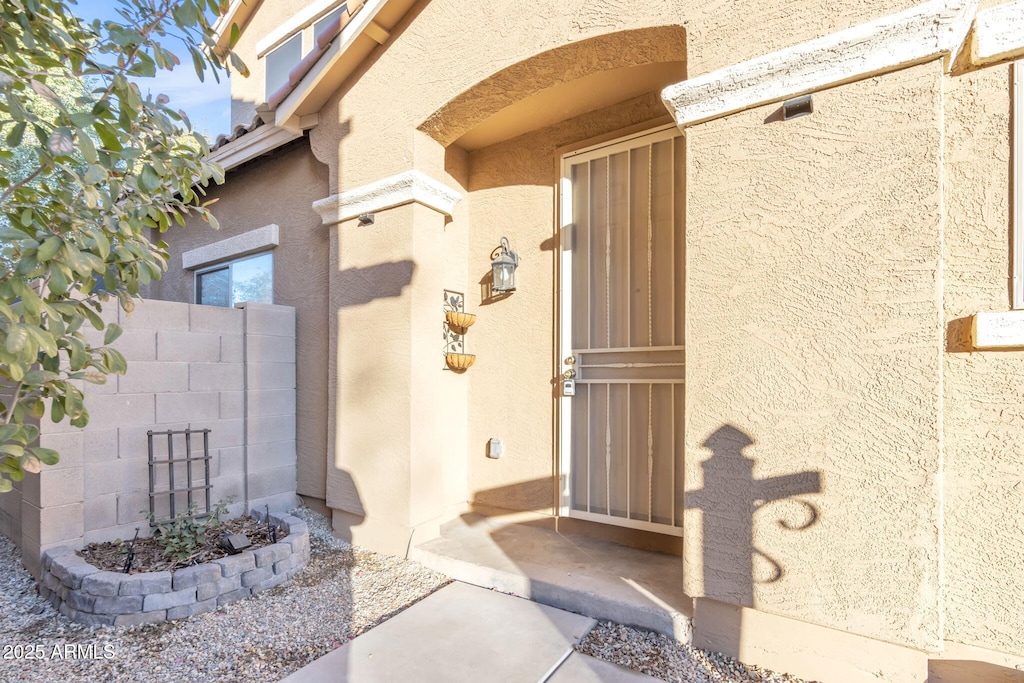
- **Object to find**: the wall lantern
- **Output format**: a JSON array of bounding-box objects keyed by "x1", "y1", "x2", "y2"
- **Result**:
[{"x1": 490, "y1": 236, "x2": 519, "y2": 293}]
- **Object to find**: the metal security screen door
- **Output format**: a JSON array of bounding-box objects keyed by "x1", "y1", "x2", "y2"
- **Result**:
[{"x1": 559, "y1": 125, "x2": 684, "y2": 536}]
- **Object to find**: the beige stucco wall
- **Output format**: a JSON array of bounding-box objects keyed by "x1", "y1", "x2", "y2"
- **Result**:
[
  {"x1": 153, "y1": 141, "x2": 331, "y2": 502},
  {"x1": 685, "y1": 61, "x2": 944, "y2": 651},
  {"x1": 942, "y1": 62, "x2": 1024, "y2": 656},
  {"x1": 308, "y1": 0, "x2": 923, "y2": 190},
  {"x1": 209, "y1": 0, "x2": 1024, "y2": 665}
]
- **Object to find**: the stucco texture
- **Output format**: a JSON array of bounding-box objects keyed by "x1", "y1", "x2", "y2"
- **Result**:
[
  {"x1": 942, "y1": 63, "x2": 1024, "y2": 656},
  {"x1": 685, "y1": 62, "x2": 944, "y2": 651},
  {"x1": 153, "y1": 141, "x2": 331, "y2": 501},
  {"x1": 308, "y1": 0, "x2": 922, "y2": 191}
]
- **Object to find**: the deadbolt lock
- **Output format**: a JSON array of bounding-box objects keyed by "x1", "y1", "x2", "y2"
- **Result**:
[{"x1": 564, "y1": 355, "x2": 576, "y2": 366}]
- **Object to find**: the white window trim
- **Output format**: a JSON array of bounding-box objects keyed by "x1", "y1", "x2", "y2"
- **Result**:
[
  {"x1": 194, "y1": 252, "x2": 274, "y2": 307},
  {"x1": 182, "y1": 224, "x2": 279, "y2": 271},
  {"x1": 1014, "y1": 60, "x2": 1024, "y2": 309},
  {"x1": 256, "y1": 0, "x2": 347, "y2": 57}
]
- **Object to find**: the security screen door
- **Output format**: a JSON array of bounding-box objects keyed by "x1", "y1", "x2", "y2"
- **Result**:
[{"x1": 559, "y1": 125, "x2": 684, "y2": 536}]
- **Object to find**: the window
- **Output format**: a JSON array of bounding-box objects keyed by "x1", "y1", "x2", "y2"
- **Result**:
[
  {"x1": 313, "y1": 6, "x2": 345, "y2": 41},
  {"x1": 260, "y1": 2, "x2": 348, "y2": 99},
  {"x1": 195, "y1": 252, "x2": 273, "y2": 307},
  {"x1": 265, "y1": 33, "x2": 302, "y2": 96}
]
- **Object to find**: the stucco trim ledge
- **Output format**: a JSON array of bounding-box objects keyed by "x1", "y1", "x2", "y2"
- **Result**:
[
  {"x1": 661, "y1": 0, "x2": 978, "y2": 128},
  {"x1": 312, "y1": 170, "x2": 463, "y2": 226},
  {"x1": 971, "y1": 310, "x2": 1024, "y2": 349},
  {"x1": 182, "y1": 224, "x2": 280, "y2": 270},
  {"x1": 971, "y1": 1, "x2": 1024, "y2": 65}
]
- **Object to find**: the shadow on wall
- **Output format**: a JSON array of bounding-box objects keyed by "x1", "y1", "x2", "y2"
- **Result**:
[
  {"x1": 336, "y1": 260, "x2": 416, "y2": 307},
  {"x1": 451, "y1": 423, "x2": 823, "y2": 667},
  {"x1": 689, "y1": 425, "x2": 822, "y2": 659},
  {"x1": 328, "y1": 467, "x2": 365, "y2": 545}
]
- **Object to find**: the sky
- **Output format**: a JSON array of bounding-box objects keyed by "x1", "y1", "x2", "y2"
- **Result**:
[{"x1": 71, "y1": 0, "x2": 233, "y2": 139}]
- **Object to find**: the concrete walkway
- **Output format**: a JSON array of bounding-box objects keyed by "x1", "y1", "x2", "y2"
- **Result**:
[
  {"x1": 411, "y1": 512, "x2": 691, "y2": 640},
  {"x1": 281, "y1": 581, "x2": 659, "y2": 682}
]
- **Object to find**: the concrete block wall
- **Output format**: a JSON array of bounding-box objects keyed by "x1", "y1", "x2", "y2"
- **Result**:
[{"x1": 13, "y1": 299, "x2": 298, "y2": 578}]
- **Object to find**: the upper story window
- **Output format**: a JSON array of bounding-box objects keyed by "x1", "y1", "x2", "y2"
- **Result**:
[
  {"x1": 265, "y1": 34, "x2": 302, "y2": 97},
  {"x1": 196, "y1": 252, "x2": 274, "y2": 308},
  {"x1": 313, "y1": 7, "x2": 345, "y2": 40},
  {"x1": 261, "y1": 1, "x2": 349, "y2": 100}
]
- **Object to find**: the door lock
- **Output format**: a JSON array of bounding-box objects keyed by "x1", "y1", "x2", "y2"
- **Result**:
[{"x1": 562, "y1": 368, "x2": 576, "y2": 380}]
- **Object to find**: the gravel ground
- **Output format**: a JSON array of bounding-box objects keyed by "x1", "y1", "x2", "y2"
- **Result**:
[
  {"x1": 3, "y1": 507, "x2": 813, "y2": 683},
  {"x1": 578, "y1": 621, "x2": 817, "y2": 683},
  {"x1": 0, "y1": 507, "x2": 450, "y2": 682}
]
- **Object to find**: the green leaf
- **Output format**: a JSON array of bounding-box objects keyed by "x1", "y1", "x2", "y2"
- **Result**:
[
  {"x1": 83, "y1": 164, "x2": 106, "y2": 185},
  {"x1": 0, "y1": 425, "x2": 18, "y2": 444},
  {"x1": 103, "y1": 322, "x2": 123, "y2": 345},
  {"x1": 0, "y1": 444, "x2": 25, "y2": 458},
  {"x1": 22, "y1": 369, "x2": 60, "y2": 385},
  {"x1": 47, "y1": 126, "x2": 75, "y2": 155},
  {"x1": 31, "y1": 448, "x2": 60, "y2": 466},
  {"x1": 139, "y1": 164, "x2": 160, "y2": 192},
  {"x1": 25, "y1": 326, "x2": 58, "y2": 357},
  {"x1": 0, "y1": 478, "x2": 12, "y2": 494},
  {"x1": 37, "y1": 236, "x2": 62, "y2": 262},
  {"x1": 5, "y1": 325, "x2": 28, "y2": 354},
  {"x1": 50, "y1": 398, "x2": 65, "y2": 423},
  {"x1": 6, "y1": 121, "x2": 26, "y2": 147}
]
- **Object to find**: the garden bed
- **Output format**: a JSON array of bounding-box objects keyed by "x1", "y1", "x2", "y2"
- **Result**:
[{"x1": 37, "y1": 511, "x2": 310, "y2": 627}]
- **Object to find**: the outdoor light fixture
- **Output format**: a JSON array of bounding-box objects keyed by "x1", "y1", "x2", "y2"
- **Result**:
[
  {"x1": 782, "y1": 94, "x2": 813, "y2": 120},
  {"x1": 490, "y1": 236, "x2": 519, "y2": 293}
]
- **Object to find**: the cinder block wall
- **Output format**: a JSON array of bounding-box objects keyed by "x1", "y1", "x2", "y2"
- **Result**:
[{"x1": 9, "y1": 299, "x2": 297, "y2": 578}]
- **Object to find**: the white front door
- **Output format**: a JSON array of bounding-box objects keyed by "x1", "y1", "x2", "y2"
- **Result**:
[{"x1": 559, "y1": 125, "x2": 685, "y2": 536}]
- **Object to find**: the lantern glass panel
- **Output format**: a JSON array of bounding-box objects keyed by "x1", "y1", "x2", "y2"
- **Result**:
[{"x1": 496, "y1": 261, "x2": 517, "y2": 292}]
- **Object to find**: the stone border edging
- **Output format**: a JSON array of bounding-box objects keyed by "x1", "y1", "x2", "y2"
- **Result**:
[{"x1": 38, "y1": 512, "x2": 310, "y2": 627}]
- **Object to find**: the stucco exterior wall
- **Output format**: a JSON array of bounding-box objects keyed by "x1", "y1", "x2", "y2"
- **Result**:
[
  {"x1": 152, "y1": 141, "x2": 331, "y2": 502},
  {"x1": 942, "y1": 63, "x2": 1024, "y2": 656},
  {"x1": 685, "y1": 61, "x2": 944, "y2": 651},
  {"x1": 308, "y1": 0, "x2": 923, "y2": 191},
  {"x1": 199, "y1": 0, "x2": 1024, "y2": 667}
]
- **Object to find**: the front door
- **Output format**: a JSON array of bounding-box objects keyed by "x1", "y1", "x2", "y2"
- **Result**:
[{"x1": 559, "y1": 125, "x2": 685, "y2": 536}]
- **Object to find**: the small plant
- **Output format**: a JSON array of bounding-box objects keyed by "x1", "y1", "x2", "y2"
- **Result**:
[{"x1": 141, "y1": 496, "x2": 234, "y2": 564}]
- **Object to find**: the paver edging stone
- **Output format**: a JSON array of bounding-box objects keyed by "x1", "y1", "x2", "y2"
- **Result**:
[{"x1": 37, "y1": 512, "x2": 309, "y2": 627}]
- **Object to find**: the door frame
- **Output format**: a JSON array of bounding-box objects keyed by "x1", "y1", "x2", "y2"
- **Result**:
[{"x1": 556, "y1": 123, "x2": 684, "y2": 536}]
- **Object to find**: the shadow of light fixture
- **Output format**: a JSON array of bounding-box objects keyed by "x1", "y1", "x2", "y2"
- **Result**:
[{"x1": 490, "y1": 236, "x2": 519, "y2": 293}]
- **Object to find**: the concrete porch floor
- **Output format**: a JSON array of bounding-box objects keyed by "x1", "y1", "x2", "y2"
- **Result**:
[{"x1": 410, "y1": 512, "x2": 693, "y2": 641}]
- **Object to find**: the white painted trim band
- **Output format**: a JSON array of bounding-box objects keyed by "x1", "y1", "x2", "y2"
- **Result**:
[
  {"x1": 661, "y1": 0, "x2": 977, "y2": 128},
  {"x1": 312, "y1": 169, "x2": 463, "y2": 226},
  {"x1": 183, "y1": 224, "x2": 280, "y2": 270},
  {"x1": 972, "y1": 310, "x2": 1024, "y2": 348},
  {"x1": 972, "y1": 1, "x2": 1024, "y2": 65}
]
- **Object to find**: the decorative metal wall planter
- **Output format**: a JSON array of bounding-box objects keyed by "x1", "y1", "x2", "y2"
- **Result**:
[
  {"x1": 445, "y1": 310, "x2": 476, "y2": 331},
  {"x1": 443, "y1": 289, "x2": 475, "y2": 372},
  {"x1": 445, "y1": 352, "x2": 476, "y2": 372}
]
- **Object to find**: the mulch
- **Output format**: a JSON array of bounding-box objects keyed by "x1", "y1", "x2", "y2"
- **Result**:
[{"x1": 76, "y1": 516, "x2": 279, "y2": 574}]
